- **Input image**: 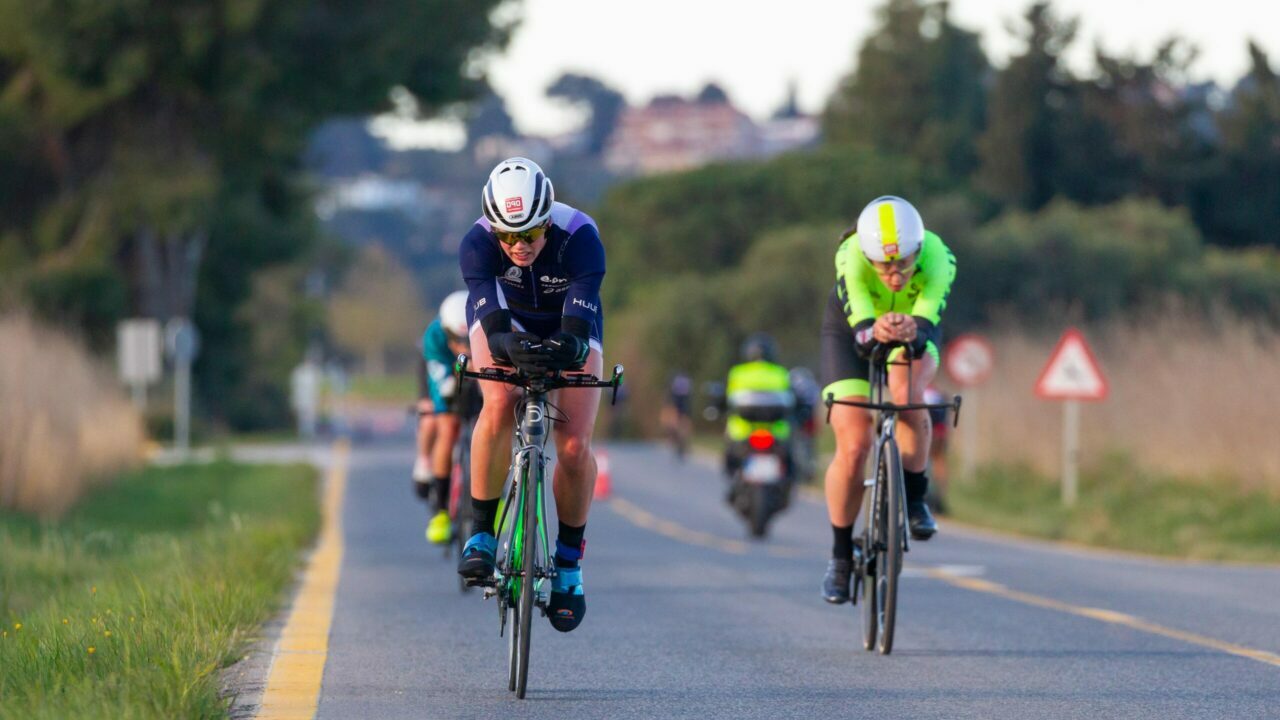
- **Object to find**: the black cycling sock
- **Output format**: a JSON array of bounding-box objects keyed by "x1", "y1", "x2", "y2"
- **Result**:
[
  {"x1": 832, "y1": 524, "x2": 854, "y2": 561},
  {"x1": 472, "y1": 496, "x2": 501, "y2": 537},
  {"x1": 904, "y1": 470, "x2": 929, "y2": 504},
  {"x1": 555, "y1": 521, "x2": 586, "y2": 568},
  {"x1": 432, "y1": 476, "x2": 450, "y2": 513}
]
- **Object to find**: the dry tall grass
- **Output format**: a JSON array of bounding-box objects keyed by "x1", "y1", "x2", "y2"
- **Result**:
[
  {"x1": 0, "y1": 314, "x2": 145, "y2": 517},
  {"x1": 947, "y1": 312, "x2": 1280, "y2": 492}
]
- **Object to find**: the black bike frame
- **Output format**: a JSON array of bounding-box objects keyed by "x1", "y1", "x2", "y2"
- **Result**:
[{"x1": 824, "y1": 342, "x2": 961, "y2": 652}]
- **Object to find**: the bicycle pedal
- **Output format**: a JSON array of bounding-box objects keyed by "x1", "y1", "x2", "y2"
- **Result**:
[{"x1": 465, "y1": 575, "x2": 498, "y2": 589}]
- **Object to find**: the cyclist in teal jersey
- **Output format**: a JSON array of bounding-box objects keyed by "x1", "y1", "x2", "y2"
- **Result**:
[
  {"x1": 416, "y1": 291, "x2": 471, "y2": 543},
  {"x1": 819, "y1": 196, "x2": 957, "y2": 604}
]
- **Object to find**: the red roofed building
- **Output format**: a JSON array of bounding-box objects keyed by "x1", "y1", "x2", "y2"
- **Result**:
[
  {"x1": 604, "y1": 86, "x2": 818, "y2": 176},
  {"x1": 604, "y1": 94, "x2": 762, "y2": 176}
]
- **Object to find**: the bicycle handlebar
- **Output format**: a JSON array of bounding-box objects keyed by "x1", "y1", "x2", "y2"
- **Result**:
[
  {"x1": 454, "y1": 354, "x2": 625, "y2": 405},
  {"x1": 824, "y1": 393, "x2": 962, "y2": 428},
  {"x1": 823, "y1": 337, "x2": 963, "y2": 427}
]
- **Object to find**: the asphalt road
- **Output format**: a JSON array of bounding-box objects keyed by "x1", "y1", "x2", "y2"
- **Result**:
[{"x1": 312, "y1": 441, "x2": 1280, "y2": 719}]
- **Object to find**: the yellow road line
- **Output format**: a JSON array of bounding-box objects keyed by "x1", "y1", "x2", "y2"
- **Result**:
[
  {"x1": 611, "y1": 485, "x2": 1280, "y2": 671},
  {"x1": 927, "y1": 568, "x2": 1280, "y2": 669},
  {"x1": 608, "y1": 498, "x2": 815, "y2": 559},
  {"x1": 257, "y1": 439, "x2": 351, "y2": 719},
  {"x1": 610, "y1": 497, "x2": 750, "y2": 555}
]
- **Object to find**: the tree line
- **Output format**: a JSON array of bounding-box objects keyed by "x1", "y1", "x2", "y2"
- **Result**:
[
  {"x1": 0, "y1": 0, "x2": 510, "y2": 428},
  {"x1": 594, "y1": 0, "x2": 1280, "y2": 427}
]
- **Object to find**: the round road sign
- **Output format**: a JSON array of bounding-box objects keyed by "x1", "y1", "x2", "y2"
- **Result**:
[{"x1": 944, "y1": 333, "x2": 995, "y2": 387}]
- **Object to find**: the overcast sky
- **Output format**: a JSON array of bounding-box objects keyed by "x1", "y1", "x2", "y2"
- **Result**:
[
  {"x1": 375, "y1": 0, "x2": 1280, "y2": 148},
  {"x1": 481, "y1": 0, "x2": 1280, "y2": 137}
]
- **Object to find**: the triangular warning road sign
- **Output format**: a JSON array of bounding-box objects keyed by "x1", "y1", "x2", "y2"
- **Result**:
[{"x1": 1035, "y1": 328, "x2": 1108, "y2": 401}]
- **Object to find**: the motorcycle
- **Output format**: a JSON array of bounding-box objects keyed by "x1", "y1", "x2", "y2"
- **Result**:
[{"x1": 724, "y1": 391, "x2": 794, "y2": 538}]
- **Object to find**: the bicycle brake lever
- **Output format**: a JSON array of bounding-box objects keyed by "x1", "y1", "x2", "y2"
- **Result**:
[{"x1": 952, "y1": 395, "x2": 962, "y2": 428}]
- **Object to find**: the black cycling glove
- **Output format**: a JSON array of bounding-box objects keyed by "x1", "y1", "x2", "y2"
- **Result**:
[
  {"x1": 543, "y1": 331, "x2": 589, "y2": 371},
  {"x1": 488, "y1": 331, "x2": 547, "y2": 372}
]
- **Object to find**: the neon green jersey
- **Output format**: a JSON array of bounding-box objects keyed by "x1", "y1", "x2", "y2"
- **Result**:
[
  {"x1": 726, "y1": 360, "x2": 790, "y2": 396},
  {"x1": 725, "y1": 360, "x2": 792, "y2": 441},
  {"x1": 834, "y1": 230, "x2": 957, "y2": 327}
]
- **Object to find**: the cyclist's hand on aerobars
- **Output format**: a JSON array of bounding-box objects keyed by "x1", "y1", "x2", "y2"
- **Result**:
[
  {"x1": 873, "y1": 314, "x2": 901, "y2": 343},
  {"x1": 492, "y1": 332, "x2": 548, "y2": 372},
  {"x1": 892, "y1": 314, "x2": 918, "y2": 343},
  {"x1": 542, "y1": 331, "x2": 588, "y2": 371},
  {"x1": 873, "y1": 313, "x2": 917, "y2": 345}
]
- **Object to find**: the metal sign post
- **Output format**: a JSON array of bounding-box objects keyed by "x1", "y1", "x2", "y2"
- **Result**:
[
  {"x1": 1062, "y1": 399, "x2": 1080, "y2": 506},
  {"x1": 166, "y1": 318, "x2": 201, "y2": 456},
  {"x1": 1034, "y1": 328, "x2": 1108, "y2": 507},
  {"x1": 943, "y1": 334, "x2": 995, "y2": 483}
]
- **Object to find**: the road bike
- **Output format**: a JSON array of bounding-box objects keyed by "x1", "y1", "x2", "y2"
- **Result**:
[
  {"x1": 825, "y1": 342, "x2": 960, "y2": 655},
  {"x1": 445, "y1": 378, "x2": 483, "y2": 591},
  {"x1": 454, "y1": 354, "x2": 623, "y2": 698}
]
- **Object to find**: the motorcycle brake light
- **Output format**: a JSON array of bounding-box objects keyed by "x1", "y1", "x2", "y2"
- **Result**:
[{"x1": 747, "y1": 429, "x2": 775, "y2": 451}]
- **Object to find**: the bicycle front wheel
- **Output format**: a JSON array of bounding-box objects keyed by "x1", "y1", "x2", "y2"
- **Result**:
[
  {"x1": 506, "y1": 602, "x2": 519, "y2": 691},
  {"x1": 860, "y1": 476, "x2": 881, "y2": 652},
  {"x1": 515, "y1": 460, "x2": 539, "y2": 699},
  {"x1": 877, "y1": 441, "x2": 904, "y2": 655}
]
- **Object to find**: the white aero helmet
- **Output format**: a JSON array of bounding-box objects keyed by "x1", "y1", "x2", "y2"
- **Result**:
[
  {"x1": 439, "y1": 290, "x2": 470, "y2": 339},
  {"x1": 856, "y1": 196, "x2": 925, "y2": 262},
  {"x1": 481, "y1": 157, "x2": 554, "y2": 232}
]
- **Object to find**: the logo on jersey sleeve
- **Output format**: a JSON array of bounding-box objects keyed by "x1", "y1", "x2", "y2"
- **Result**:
[{"x1": 505, "y1": 197, "x2": 524, "y2": 214}]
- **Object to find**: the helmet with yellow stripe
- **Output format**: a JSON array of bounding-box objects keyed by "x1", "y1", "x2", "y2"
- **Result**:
[{"x1": 856, "y1": 196, "x2": 924, "y2": 263}]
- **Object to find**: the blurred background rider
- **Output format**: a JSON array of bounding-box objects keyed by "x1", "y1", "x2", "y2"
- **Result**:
[{"x1": 413, "y1": 291, "x2": 472, "y2": 544}]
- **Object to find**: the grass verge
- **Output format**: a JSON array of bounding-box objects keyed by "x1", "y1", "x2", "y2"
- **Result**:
[
  {"x1": 0, "y1": 461, "x2": 321, "y2": 719},
  {"x1": 946, "y1": 454, "x2": 1280, "y2": 563}
]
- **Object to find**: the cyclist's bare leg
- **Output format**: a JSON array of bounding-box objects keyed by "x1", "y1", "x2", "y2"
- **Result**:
[
  {"x1": 467, "y1": 324, "x2": 521, "y2": 501},
  {"x1": 825, "y1": 402, "x2": 874, "y2": 527},
  {"x1": 416, "y1": 410, "x2": 437, "y2": 465},
  {"x1": 887, "y1": 352, "x2": 938, "y2": 474},
  {"x1": 551, "y1": 348, "x2": 603, "y2": 526},
  {"x1": 431, "y1": 413, "x2": 460, "y2": 478}
]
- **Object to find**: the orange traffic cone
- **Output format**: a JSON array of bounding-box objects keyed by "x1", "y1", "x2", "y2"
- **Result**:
[{"x1": 594, "y1": 450, "x2": 613, "y2": 500}]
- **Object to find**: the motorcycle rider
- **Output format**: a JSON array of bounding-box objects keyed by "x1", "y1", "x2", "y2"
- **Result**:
[{"x1": 723, "y1": 333, "x2": 795, "y2": 494}]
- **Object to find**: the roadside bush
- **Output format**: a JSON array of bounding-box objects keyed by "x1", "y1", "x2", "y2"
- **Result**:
[{"x1": 0, "y1": 314, "x2": 144, "y2": 517}]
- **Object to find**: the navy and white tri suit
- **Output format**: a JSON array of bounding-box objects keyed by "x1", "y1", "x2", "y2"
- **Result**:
[{"x1": 459, "y1": 202, "x2": 605, "y2": 352}]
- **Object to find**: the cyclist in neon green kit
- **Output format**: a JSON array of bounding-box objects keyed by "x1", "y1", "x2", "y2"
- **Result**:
[{"x1": 820, "y1": 196, "x2": 956, "y2": 604}]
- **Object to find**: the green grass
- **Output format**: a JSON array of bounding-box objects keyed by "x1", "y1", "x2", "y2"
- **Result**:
[
  {"x1": 946, "y1": 454, "x2": 1280, "y2": 563},
  {"x1": 346, "y1": 373, "x2": 417, "y2": 402},
  {"x1": 0, "y1": 461, "x2": 321, "y2": 719}
]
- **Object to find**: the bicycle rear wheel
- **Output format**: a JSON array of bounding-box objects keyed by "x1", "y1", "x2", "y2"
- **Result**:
[
  {"x1": 877, "y1": 441, "x2": 904, "y2": 655},
  {"x1": 515, "y1": 460, "x2": 539, "y2": 699},
  {"x1": 453, "y1": 441, "x2": 473, "y2": 592}
]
